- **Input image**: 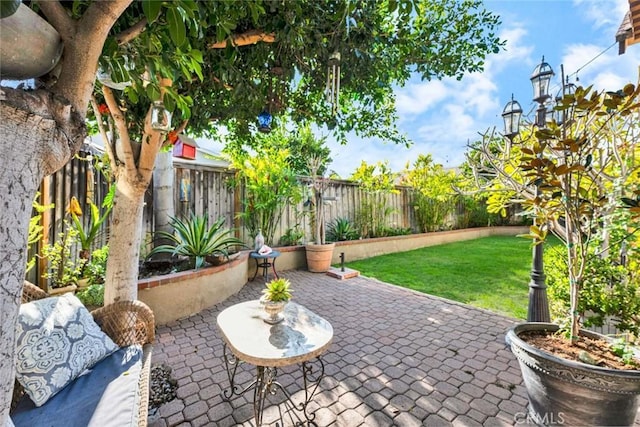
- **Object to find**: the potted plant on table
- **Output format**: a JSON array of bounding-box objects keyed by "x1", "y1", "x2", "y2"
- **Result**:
[
  {"x1": 470, "y1": 81, "x2": 640, "y2": 425},
  {"x1": 305, "y1": 155, "x2": 336, "y2": 272},
  {"x1": 261, "y1": 278, "x2": 293, "y2": 324}
]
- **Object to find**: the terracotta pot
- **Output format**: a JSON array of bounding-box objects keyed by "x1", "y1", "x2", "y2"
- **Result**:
[
  {"x1": 506, "y1": 323, "x2": 640, "y2": 426},
  {"x1": 305, "y1": 243, "x2": 335, "y2": 273}
]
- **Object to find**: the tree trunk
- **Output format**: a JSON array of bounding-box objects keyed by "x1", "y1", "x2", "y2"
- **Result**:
[
  {"x1": 152, "y1": 150, "x2": 175, "y2": 257},
  {"x1": 103, "y1": 174, "x2": 146, "y2": 304},
  {"x1": 0, "y1": 89, "x2": 85, "y2": 422}
]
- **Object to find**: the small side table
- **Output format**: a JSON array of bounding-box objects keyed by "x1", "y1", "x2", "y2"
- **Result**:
[
  {"x1": 249, "y1": 250, "x2": 281, "y2": 281},
  {"x1": 217, "y1": 300, "x2": 333, "y2": 426}
]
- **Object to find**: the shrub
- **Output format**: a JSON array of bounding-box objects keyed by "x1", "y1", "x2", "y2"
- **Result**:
[
  {"x1": 545, "y1": 246, "x2": 640, "y2": 340},
  {"x1": 85, "y1": 246, "x2": 109, "y2": 285},
  {"x1": 279, "y1": 226, "x2": 304, "y2": 246},
  {"x1": 148, "y1": 215, "x2": 245, "y2": 269},
  {"x1": 326, "y1": 218, "x2": 359, "y2": 242},
  {"x1": 76, "y1": 284, "x2": 104, "y2": 308},
  {"x1": 41, "y1": 224, "x2": 85, "y2": 288}
]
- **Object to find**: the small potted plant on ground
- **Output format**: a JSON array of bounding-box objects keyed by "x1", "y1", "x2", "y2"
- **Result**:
[{"x1": 261, "y1": 277, "x2": 292, "y2": 324}]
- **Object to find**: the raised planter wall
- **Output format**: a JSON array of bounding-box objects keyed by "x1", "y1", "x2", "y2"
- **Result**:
[
  {"x1": 138, "y1": 226, "x2": 528, "y2": 325},
  {"x1": 138, "y1": 252, "x2": 248, "y2": 325}
]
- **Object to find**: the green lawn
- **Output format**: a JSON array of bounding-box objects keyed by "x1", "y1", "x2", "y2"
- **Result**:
[{"x1": 344, "y1": 235, "x2": 556, "y2": 320}]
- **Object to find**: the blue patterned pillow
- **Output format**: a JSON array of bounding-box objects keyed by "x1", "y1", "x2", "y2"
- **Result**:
[{"x1": 15, "y1": 293, "x2": 118, "y2": 406}]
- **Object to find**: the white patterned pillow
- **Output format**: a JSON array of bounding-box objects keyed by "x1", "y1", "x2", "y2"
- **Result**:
[{"x1": 15, "y1": 293, "x2": 118, "y2": 406}]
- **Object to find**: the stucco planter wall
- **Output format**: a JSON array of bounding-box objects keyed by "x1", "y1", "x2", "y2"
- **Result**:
[
  {"x1": 138, "y1": 252, "x2": 248, "y2": 325},
  {"x1": 330, "y1": 226, "x2": 529, "y2": 264}
]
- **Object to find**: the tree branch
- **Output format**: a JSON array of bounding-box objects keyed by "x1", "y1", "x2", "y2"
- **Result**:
[
  {"x1": 38, "y1": 1, "x2": 75, "y2": 41},
  {"x1": 90, "y1": 96, "x2": 117, "y2": 167},
  {"x1": 102, "y1": 86, "x2": 137, "y2": 178},
  {"x1": 138, "y1": 109, "x2": 165, "y2": 177},
  {"x1": 115, "y1": 17, "x2": 148, "y2": 45},
  {"x1": 208, "y1": 29, "x2": 275, "y2": 49},
  {"x1": 52, "y1": 0, "x2": 133, "y2": 117}
]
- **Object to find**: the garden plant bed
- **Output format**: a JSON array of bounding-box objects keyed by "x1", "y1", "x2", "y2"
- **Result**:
[{"x1": 521, "y1": 330, "x2": 639, "y2": 370}]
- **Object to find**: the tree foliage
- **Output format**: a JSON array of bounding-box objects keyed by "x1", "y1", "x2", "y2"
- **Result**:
[
  {"x1": 402, "y1": 154, "x2": 458, "y2": 232},
  {"x1": 350, "y1": 160, "x2": 399, "y2": 237},
  {"x1": 467, "y1": 81, "x2": 640, "y2": 341},
  {"x1": 229, "y1": 147, "x2": 301, "y2": 246}
]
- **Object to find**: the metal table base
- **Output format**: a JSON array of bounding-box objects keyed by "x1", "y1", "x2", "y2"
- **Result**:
[{"x1": 221, "y1": 344, "x2": 325, "y2": 426}]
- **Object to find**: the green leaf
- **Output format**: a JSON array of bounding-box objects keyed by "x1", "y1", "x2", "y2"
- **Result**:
[
  {"x1": 146, "y1": 84, "x2": 161, "y2": 102},
  {"x1": 142, "y1": 0, "x2": 162, "y2": 23},
  {"x1": 190, "y1": 49, "x2": 203, "y2": 62},
  {"x1": 167, "y1": 7, "x2": 187, "y2": 47}
]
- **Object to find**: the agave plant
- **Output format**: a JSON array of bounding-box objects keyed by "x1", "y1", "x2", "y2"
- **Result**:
[
  {"x1": 262, "y1": 278, "x2": 293, "y2": 302},
  {"x1": 326, "y1": 217, "x2": 359, "y2": 242},
  {"x1": 148, "y1": 214, "x2": 245, "y2": 269}
]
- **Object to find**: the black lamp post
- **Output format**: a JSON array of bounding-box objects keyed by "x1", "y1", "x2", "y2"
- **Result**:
[{"x1": 502, "y1": 56, "x2": 555, "y2": 323}]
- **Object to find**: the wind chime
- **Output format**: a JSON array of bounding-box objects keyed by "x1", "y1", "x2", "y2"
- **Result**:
[{"x1": 326, "y1": 51, "x2": 341, "y2": 116}]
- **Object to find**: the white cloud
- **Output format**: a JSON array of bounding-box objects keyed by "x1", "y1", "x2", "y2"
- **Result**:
[
  {"x1": 488, "y1": 25, "x2": 535, "y2": 73},
  {"x1": 395, "y1": 80, "x2": 449, "y2": 116},
  {"x1": 574, "y1": 0, "x2": 629, "y2": 32}
]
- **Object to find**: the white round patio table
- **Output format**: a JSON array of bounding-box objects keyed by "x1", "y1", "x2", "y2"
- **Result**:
[{"x1": 217, "y1": 300, "x2": 333, "y2": 426}]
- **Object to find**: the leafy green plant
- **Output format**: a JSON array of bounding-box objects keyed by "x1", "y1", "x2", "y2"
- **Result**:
[
  {"x1": 26, "y1": 193, "x2": 54, "y2": 273},
  {"x1": 610, "y1": 339, "x2": 639, "y2": 367},
  {"x1": 351, "y1": 161, "x2": 399, "y2": 238},
  {"x1": 41, "y1": 224, "x2": 86, "y2": 288},
  {"x1": 402, "y1": 154, "x2": 458, "y2": 232},
  {"x1": 69, "y1": 185, "x2": 114, "y2": 259},
  {"x1": 230, "y1": 146, "x2": 301, "y2": 245},
  {"x1": 148, "y1": 214, "x2": 245, "y2": 269},
  {"x1": 326, "y1": 218, "x2": 359, "y2": 242},
  {"x1": 382, "y1": 226, "x2": 413, "y2": 237},
  {"x1": 76, "y1": 284, "x2": 105, "y2": 308},
  {"x1": 545, "y1": 246, "x2": 640, "y2": 340},
  {"x1": 262, "y1": 278, "x2": 293, "y2": 302},
  {"x1": 85, "y1": 246, "x2": 109, "y2": 285},
  {"x1": 279, "y1": 226, "x2": 304, "y2": 246}
]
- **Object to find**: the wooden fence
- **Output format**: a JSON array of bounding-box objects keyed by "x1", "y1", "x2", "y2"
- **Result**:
[{"x1": 27, "y1": 151, "x2": 509, "y2": 283}]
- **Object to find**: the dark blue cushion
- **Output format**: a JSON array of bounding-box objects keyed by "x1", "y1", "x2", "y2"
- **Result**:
[{"x1": 12, "y1": 346, "x2": 142, "y2": 427}]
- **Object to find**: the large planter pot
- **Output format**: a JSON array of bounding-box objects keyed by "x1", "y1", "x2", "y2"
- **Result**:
[
  {"x1": 305, "y1": 243, "x2": 335, "y2": 273},
  {"x1": 506, "y1": 322, "x2": 640, "y2": 426}
]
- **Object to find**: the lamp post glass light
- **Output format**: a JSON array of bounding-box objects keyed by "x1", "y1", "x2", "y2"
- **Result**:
[
  {"x1": 501, "y1": 95, "x2": 522, "y2": 141},
  {"x1": 502, "y1": 56, "x2": 559, "y2": 323}
]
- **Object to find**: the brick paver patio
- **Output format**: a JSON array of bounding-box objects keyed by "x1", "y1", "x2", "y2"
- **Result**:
[{"x1": 146, "y1": 270, "x2": 554, "y2": 426}]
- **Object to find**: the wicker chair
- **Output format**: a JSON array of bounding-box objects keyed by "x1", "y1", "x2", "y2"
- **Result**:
[{"x1": 13, "y1": 281, "x2": 156, "y2": 427}]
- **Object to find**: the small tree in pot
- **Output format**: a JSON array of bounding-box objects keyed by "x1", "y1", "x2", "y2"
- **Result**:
[
  {"x1": 469, "y1": 81, "x2": 640, "y2": 425},
  {"x1": 305, "y1": 155, "x2": 336, "y2": 272}
]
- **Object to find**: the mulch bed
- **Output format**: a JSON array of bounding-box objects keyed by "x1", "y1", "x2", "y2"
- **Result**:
[{"x1": 521, "y1": 331, "x2": 639, "y2": 370}]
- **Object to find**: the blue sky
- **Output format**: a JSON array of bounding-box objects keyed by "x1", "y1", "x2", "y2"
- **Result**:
[{"x1": 321, "y1": 0, "x2": 640, "y2": 177}]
